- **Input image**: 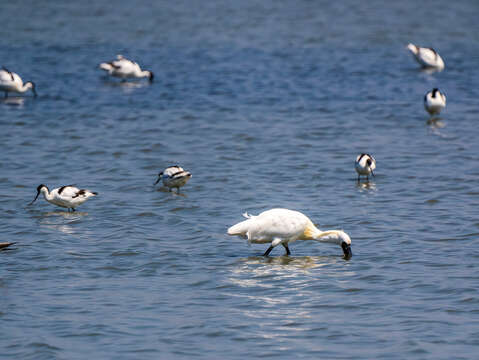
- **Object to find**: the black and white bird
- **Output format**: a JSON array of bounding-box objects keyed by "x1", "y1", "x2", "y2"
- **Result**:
[
  {"x1": 154, "y1": 166, "x2": 192, "y2": 193},
  {"x1": 29, "y1": 184, "x2": 98, "y2": 211},
  {"x1": 355, "y1": 154, "x2": 376, "y2": 181},
  {"x1": 228, "y1": 208, "x2": 352, "y2": 258},
  {"x1": 0, "y1": 67, "x2": 37, "y2": 98},
  {"x1": 99, "y1": 55, "x2": 154, "y2": 82},
  {"x1": 407, "y1": 44, "x2": 445, "y2": 71},
  {"x1": 424, "y1": 88, "x2": 446, "y2": 115}
]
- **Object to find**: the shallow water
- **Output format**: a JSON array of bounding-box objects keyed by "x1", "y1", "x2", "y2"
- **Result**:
[{"x1": 1, "y1": 1, "x2": 479, "y2": 359}]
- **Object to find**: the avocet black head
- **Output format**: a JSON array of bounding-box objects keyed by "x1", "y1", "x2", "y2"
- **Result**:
[
  {"x1": 29, "y1": 184, "x2": 47, "y2": 205},
  {"x1": 148, "y1": 71, "x2": 154, "y2": 83},
  {"x1": 27, "y1": 81, "x2": 37, "y2": 97},
  {"x1": 154, "y1": 172, "x2": 163, "y2": 185}
]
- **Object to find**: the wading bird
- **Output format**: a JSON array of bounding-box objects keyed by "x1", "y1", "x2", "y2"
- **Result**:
[
  {"x1": 227, "y1": 208, "x2": 352, "y2": 259},
  {"x1": 355, "y1": 153, "x2": 376, "y2": 182},
  {"x1": 29, "y1": 184, "x2": 98, "y2": 211},
  {"x1": 0, "y1": 67, "x2": 37, "y2": 97},
  {"x1": 424, "y1": 88, "x2": 446, "y2": 116},
  {"x1": 99, "y1": 55, "x2": 154, "y2": 82},
  {"x1": 154, "y1": 166, "x2": 192, "y2": 193},
  {"x1": 407, "y1": 44, "x2": 445, "y2": 70}
]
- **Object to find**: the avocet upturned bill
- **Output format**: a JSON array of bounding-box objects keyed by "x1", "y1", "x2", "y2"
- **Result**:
[
  {"x1": 406, "y1": 44, "x2": 445, "y2": 71},
  {"x1": 227, "y1": 208, "x2": 352, "y2": 259},
  {"x1": 0, "y1": 67, "x2": 37, "y2": 98},
  {"x1": 424, "y1": 88, "x2": 446, "y2": 115},
  {"x1": 29, "y1": 184, "x2": 98, "y2": 211},
  {"x1": 154, "y1": 166, "x2": 192, "y2": 193},
  {"x1": 99, "y1": 55, "x2": 154, "y2": 82},
  {"x1": 355, "y1": 153, "x2": 376, "y2": 182}
]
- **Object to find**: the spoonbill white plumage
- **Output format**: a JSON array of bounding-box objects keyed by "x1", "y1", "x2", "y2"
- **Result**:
[
  {"x1": 0, "y1": 67, "x2": 37, "y2": 97},
  {"x1": 154, "y1": 166, "x2": 192, "y2": 193},
  {"x1": 355, "y1": 153, "x2": 376, "y2": 182},
  {"x1": 424, "y1": 88, "x2": 446, "y2": 115},
  {"x1": 29, "y1": 184, "x2": 98, "y2": 211},
  {"x1": 227, "y1": 208, "x2": 352, "y2": 259},
  {"x1": 99, "y1": 55, "x2": 154, "y2": 82},
  {"x1": 407, "y1": 44, "x2": 445, "y2": 70}
]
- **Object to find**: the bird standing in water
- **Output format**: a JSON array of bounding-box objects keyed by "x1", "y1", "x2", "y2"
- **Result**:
[
  {"x1": 29, "y1": 184, "x2": 98, "y2": 211},
  {"x1": 154, "y1": 166, "x2": 192, "y2": 193},
  {"x1": 0, "y1": 67, "x2": 37, "y2": 98},
  {"x1": 424, "y1": 88, "x2": 446, "y2": 116},
  {"x1": 355, "y1": 153, "x2": 376, "y2": 182},
  {"x1": 227, "y1": 208, "x2": 352, "y2": 259},
  {"x1": 99, "y1": 55, "x2": 154, "y2": 82}
]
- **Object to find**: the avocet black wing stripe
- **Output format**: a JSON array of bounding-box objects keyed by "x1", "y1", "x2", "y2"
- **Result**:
[
  {"x1": 58, "y1": 185, "x2": 76, "y2": 194},
  {"x1": 2, "y1": 67, "x2": 14, "y2": 81},
  {"x1": 72, "y1": 189, "x2": 87, "y2": 198},
  {"x1": 170, "y1": 171, "x2": 189, "y2": 178}
]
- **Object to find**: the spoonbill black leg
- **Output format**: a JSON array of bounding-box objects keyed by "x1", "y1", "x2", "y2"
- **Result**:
[
  {"x1": 282, "y1": 243, "x2": 291, "y2": 255},
  {"x1": 263, "y1": 245, "x2": 274, "y2": 257}
]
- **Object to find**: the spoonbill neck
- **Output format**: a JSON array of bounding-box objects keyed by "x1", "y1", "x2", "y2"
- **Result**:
[{"x1": 314, "y1": 230, "x2": 347, "y2": 245}]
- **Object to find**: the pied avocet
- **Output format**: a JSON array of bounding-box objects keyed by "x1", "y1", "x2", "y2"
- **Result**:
[
  {"x1": 407, "y1": 44, "x2": 445, "y2": 70},
  {"x1": 0, "y1": 67, "x2": 37, "y2": 98},
  {"x1": 29, "y1": 184, "x2": 98, "y2": 211},
  {"x1": 355, "y1": 153, "x2": 376, "y2": 182},
  {"x1": 227, "y1": 208, "x2": 352, "y2": 258},
  {"x1": 154, "y1": 166, "x2": 192, "y2": 193},
  {"x1": 99, "y1": 55, "x2": 154, "y2": 82},
  {"x1": 424, "y1": 88, "x2": 446, "y2": 115}
]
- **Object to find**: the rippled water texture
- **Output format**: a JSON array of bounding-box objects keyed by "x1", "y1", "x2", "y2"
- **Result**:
[{"x1": 1, "y1": 1, "x2": 479, "y2": 359}]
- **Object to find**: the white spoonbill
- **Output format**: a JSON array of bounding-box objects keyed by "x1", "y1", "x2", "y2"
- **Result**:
[
  {"x1": 29, "y1": 184, "x2": 98, "y2": 211},
  {"x1": 99, "y1": 55, "x2": 154, "y2": 82},
  {"x1": 424, "y1": 88, "x2": 446, "y2": 115},
  {"x1": 0, "y1": 67, "x2": 37, "y2": 98},
  {"x1": 227, "y1": 208, "x2": 352, "y2": 258},
  {"x1": 355, "y1": 153, "x2": 376, "y2": 182},
  {"x1": 154, "y1": 165, "x2": 192, "y2": 193},
  {"x1": 406, "y1": 44, "x2": 445, "y2": 71}
]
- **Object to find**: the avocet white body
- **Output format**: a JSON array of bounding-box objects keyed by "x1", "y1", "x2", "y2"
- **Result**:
[
  {"x1": 407, "y1": 44, "x2": 445, "y2": 70},
  {"x1": 355, "y1": 153, "x2": 376, "y2": 181},
  {"x1": 99, "y1": 55, "x2": 154, "y2": 82},
  {"x1": 0, "y1": 67, "x2": 37, "y2": 97},
  {"x1": 227, "y1": 208, "x2": 352, "y2": 258},
  {"x1": 424, "y1": 88, "x2": 446, "y2": 115},
  {"x1": 29, "y1": 184, "x2": 98, "y2": 211},
  {"x1": 154, "y1": 166, "x2": 192, "y2": 192}
]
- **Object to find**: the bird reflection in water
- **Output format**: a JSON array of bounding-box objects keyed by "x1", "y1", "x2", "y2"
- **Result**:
[
  {"x1": 1, "y1": 96, "x2": 25, "y2": 107},
  {"x1": 356, "y1": 180, "x2": 377, "y2": 192},
  {"x1": 102, "y1": 79, "x2": 150, "y2": 94},
  {"x1": 427, "y1": 117, "x2": 449, "y2": 138},
  {"x1": 37, "y1": 211, "x2": 88, "y2": 235},
  {"x1": 239, "y1": 255, "x2": 340, "y2": 270}
]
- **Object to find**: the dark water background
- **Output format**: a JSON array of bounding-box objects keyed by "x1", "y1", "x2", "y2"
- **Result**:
[{"x1": 1, "y1": 1, "x2": 479, "y2": 359}]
